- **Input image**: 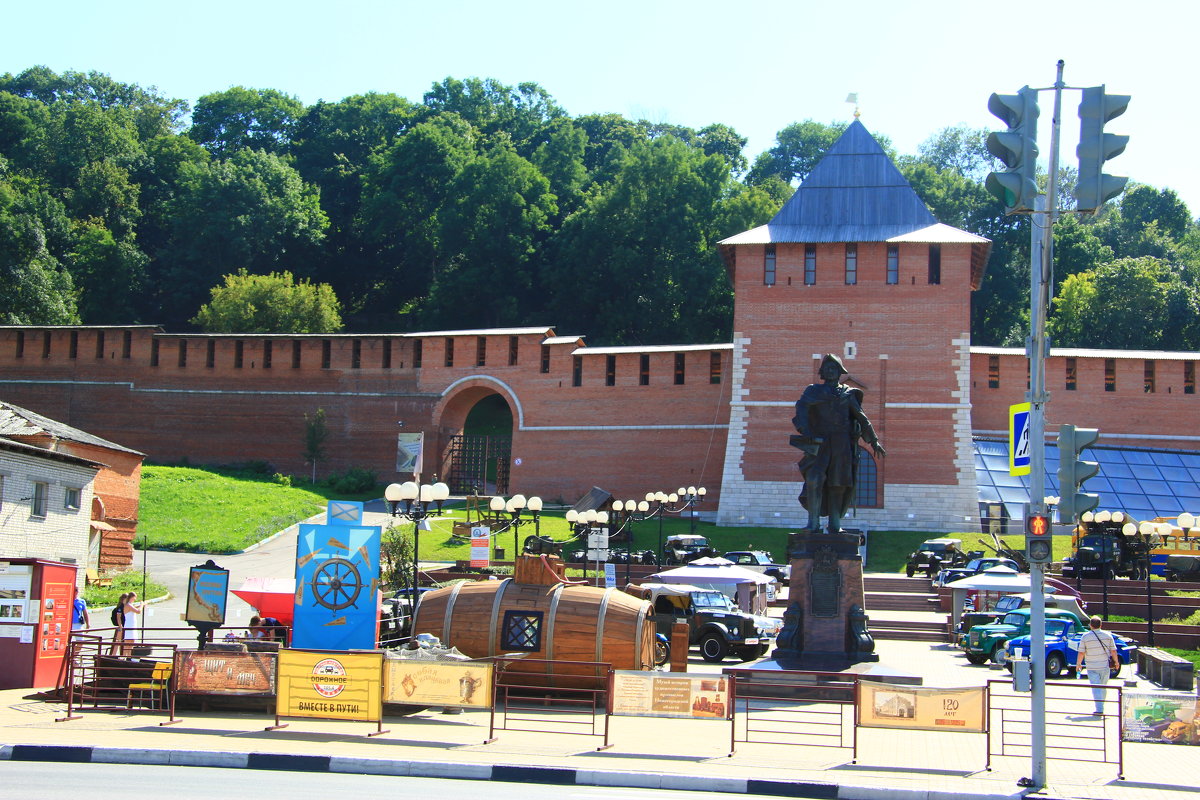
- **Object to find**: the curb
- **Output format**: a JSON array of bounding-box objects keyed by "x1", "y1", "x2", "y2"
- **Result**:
[{"x1": 0, "y1": 744, "x2": 1032, "y2": 799}]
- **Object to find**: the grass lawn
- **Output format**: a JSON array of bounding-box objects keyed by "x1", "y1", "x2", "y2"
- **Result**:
[
  {"x1": 82, "y1": 570, "x2": 168, "y2": 608},
  {"x1": 138, "y1": 464, "x2": 378, "y2": 552},
  {"x1": 138, "y1": 465, "x2": 1072, "y2": 574}
]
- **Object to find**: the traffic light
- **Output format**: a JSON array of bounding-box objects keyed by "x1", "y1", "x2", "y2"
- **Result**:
[
  {"x1": 1057, "y1": 424, "x2": 1100, "y2": 522},
  {"x1": 985, "y1": 86, "x2": 1040, "y2": 213},
  {"x1": 1075, "y1": 85, "x2": 1130, "y2": 212},
  {"x1": 1026, "y1": 511, "x2": 1052, "y2": 564}
]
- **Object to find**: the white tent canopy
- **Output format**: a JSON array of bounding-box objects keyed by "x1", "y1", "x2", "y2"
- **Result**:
[
  {"x1": 649, "y1": 563, "x2": 774, "y2": 613},
  {"x1": 651, "y1": 563, "x2": 773, "y2": 585},
  {"x1": 944, "y1": 567, "x2": 1038, "y2": 628}
]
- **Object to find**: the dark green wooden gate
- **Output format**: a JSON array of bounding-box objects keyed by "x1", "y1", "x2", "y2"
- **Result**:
[{"x1": 445, "y1": 434, "x2": 510, "y2": 495}]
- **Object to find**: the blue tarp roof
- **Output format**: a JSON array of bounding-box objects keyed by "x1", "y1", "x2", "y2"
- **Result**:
[{"x1": 974, "y1": 439, "x2": 1200, "y2": 521}]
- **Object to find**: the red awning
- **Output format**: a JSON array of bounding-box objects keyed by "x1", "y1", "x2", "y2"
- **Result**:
[{"x1": 231, "y1": 577, "x2": 296, "y2": 625}]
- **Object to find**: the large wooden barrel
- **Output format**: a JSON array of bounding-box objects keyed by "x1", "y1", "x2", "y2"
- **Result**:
[{"x1": 413, "y1": 578, "x2": 656, "y2": 675}]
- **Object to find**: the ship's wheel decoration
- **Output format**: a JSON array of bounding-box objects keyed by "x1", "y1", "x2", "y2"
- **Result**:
[{"x1": 310, "y1": 557, "x2": 363, "y2": 611}]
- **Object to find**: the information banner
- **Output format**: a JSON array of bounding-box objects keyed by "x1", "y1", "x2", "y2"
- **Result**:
[
  {"x1": 469, "y1": 526, "x2": 490, "y2": 569},
  {"x1": 396, "y1": 432, "x2": 424, "y2": 475},
  {"x1": 1121, "y1": 691, "x2": 1200, "y2": 744},
  {"x1": 276, "y1": 649, "x2": 383, "y2": 722},
  {"x1": 175, "y1": 650, "x2": 277, "y2": 695},
  {"x1": 611, "y1": 671, "x2": 730, "y2": 719},
  {"x1": 185, "y1": 566, "x2": 229, "y2": 626},
  {"x1": 857, "y1": 682, "x2": 985, "y2": 733},
  {"x1": 383, "y1": 659, "x2": 493, "y2": 708},
  {"x1": 292, "y1": 500, "x2": 382, "y2": 651}
]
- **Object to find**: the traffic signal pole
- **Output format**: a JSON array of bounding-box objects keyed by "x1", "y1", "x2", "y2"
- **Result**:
[{"x1": 1026, "y1": 59, "x2": 1065, "y2": 792}]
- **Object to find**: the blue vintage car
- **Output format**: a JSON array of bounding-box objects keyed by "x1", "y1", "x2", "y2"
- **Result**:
[{"x1": 1005, "y1": 617, "x2": 1138, "y2": 679}]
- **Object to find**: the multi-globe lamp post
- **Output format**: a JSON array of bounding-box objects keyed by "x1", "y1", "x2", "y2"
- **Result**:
[
  {"x1": 565, "y1": 508, "x2": 611, "y2": 584},
  {"x1": 612, "y1": 486, "x2": 706, "y2": 566},
  {"x1": 488, "y1": 493, "x2": 543, "y2": 560},
  {"x1": 384, "y1": 480, "x2": 450, "y2": 613}
]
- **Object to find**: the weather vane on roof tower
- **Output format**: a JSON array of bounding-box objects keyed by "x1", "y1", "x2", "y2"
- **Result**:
[{"x1": 845, "y1": 93, "x2": 860, "y2": 119}]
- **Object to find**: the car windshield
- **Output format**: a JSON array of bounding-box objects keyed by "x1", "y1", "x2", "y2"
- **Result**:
[
  {"x1": 1001, "y1": 612, "x2": 1027, "y2": 626},
  {"x1": 919, "y1": 543, "x2": 946, "y2": 552},
  {"x1": 995, "y1": 596, "x2": 1022, "y2": 612},
  {"x1": 692, "y1": 591, "x2": 733, "y2": 610}
]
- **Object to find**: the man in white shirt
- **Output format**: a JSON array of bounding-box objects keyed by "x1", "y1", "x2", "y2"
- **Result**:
[{"x1": 1076, "y1": 615, "x2": 1119, "y2": 715}]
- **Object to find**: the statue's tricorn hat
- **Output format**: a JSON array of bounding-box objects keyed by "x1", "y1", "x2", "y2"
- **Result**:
[{"x1": 820, "y1": 354, "x2": 848, "y2": 375}]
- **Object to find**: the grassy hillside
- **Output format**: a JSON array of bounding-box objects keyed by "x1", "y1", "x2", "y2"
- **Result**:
[{"x1": 138, "y1": 465, "x2": 367, "y2": 552}]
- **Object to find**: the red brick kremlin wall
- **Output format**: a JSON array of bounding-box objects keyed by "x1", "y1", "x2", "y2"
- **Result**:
[{"x1": 0, "y1": 326, "x2": 731, "y2": 508}]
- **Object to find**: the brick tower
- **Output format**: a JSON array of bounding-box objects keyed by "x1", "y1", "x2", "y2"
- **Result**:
[{"x1": 715, "y1": 120, "x2": 992, "y2": 533}]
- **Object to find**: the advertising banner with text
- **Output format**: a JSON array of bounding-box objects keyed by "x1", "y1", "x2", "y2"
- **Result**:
[
  {"x1": 1122, "y1": 691, "x2": 1200, "y2": 745},
  {"x1": 611, "y1": 671, "x2": 730, "y2": 719},
  {"x1": 276, "y1": 649, "x2": 383, "y2": 722},
  {"x1": 857, "y1": 682, "x2": 985, "y2": 733},
  {"x1": 175, "y1": 650, "x2": 276, "y2": 696},
  {"x1": 383, "y1": 659, "x2": 493, "y2": 708}
]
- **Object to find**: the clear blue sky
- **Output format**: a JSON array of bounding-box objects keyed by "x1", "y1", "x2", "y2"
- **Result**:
[{"x1": 6, "y1": 0, "x2": 1198, "y2": 214}]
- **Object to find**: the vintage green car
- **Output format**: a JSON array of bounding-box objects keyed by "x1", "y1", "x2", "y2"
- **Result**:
[{"x1": 962, "y1": 607, "x2": 1086, "y2": 665}]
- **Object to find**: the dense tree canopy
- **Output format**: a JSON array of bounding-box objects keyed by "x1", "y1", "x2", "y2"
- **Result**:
[{"x1": 0, "y1": 65, "x2": 1197, "y2": 350}]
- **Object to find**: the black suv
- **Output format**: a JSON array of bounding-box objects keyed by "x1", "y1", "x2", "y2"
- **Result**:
[{"x1": 639, "y1": 583, "x2": 781, "y2": 663}]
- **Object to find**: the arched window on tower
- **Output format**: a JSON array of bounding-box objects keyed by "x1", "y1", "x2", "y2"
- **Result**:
[{"x1": 855, "y1": 447, "x2": 881, "y2": 508}]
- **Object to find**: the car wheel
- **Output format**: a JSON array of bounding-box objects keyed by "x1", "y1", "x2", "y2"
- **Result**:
[
  {"x1": 991, "y1": 647, "x2": 1008, "y2": 666},
  {"x1": 906, "y1": 565, "x2": 915, "y2": 578},
  {"x1": 699, "y1": 635, "x2": 728, "y2": 663},
  {"x1": 965, "y1": 653, "x2": 988, "y2": 665},
  {"x1": 653, "y1": 638, "x2": 670, "y2": 667},
  {"x1": 1046, "y1": 652, "x2": 1066, "y2": 679},
  {"x1": 1167, "y1": 570, "x2": 1180, "y2": 582},
  {"x1": 736, "y1": 647, "x2": 760, "y2": 662}
]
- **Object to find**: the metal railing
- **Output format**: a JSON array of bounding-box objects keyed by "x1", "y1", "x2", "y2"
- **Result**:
[
  {"x1": 987, "y1": 678, "x2": 1122, "y2": 779},
  {"x1": 730, "y1": 669, "x2": 856, "y2": 756},
  {"x1": 486, "y1": 657, "x2": 611, "y2": 749}
]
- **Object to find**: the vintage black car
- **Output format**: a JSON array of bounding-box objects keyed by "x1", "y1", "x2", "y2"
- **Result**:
[
  {"x1": 723, "y1": 550, "x2": 790, "y2": 584},
  {"x1": 934, "y1": 555, "x2": 1019, "y2": 586},
  {"x1": 905, "y1": 537, "x2": 966, "y2": 578}
]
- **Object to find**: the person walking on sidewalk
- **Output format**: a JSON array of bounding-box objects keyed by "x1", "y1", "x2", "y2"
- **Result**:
[{"x1": 1076, "y1": 615, "x2": 1119, "y2": 715}]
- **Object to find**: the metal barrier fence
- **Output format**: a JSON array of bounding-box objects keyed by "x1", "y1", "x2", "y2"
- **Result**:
[
  {"x1": 487, "y1": 657, "x2": 611, "y2": 749},
  {"x1": 57, "y1": 634, "x2": 179, "y2": 725},
  {"x1": 730, "y1": 669, "x2": 856, "y2": 757},
  {"x1": 987, "y1": 678, "x2": 1123, "y2": 779}
]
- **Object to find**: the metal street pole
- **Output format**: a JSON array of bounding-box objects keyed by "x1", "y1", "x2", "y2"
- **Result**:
[{"x1": 1027, "y1": 58, "x2": 1065, "y2": 792}]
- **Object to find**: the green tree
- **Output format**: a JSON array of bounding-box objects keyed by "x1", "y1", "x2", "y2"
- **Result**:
[
  {"x1": 546, "y1": 135, "x2": 733, "y2": 345},
  {"x1": 65, "y1": 219, "x2": 148, "y2": 323},
  {"x1": 188, "y1": 86, "x2": 304, "y2": 157},
  {"x1": 160, "y1": 149, "x2": 328, "y2": 326},
  {"x1": 192, "y1": 269, "x2": 343, "y2": 333},
  {"x1": 1049, "y1": 256, "x2": 1195, "y2": 349},
  {"x1": 303, "y1": 408, "x2": 329, "y2": 484},
  {"x1": 421, "y1": 144, "x2": 556, "y2": 328},
  {"x1": 356, "y1": 113, "x2": 477, "y2": 322},
  {"x1": 0, "y1": 166, "x2": 79, "y2": 324},
  {"x1": 421, "y1": 77, "x2": 565, "y2": 158},
  {"x1": 746, "y1": 120, "x2": 847, "y2": 186}
]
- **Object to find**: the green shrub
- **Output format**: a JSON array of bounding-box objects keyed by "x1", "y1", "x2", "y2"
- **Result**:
[
  {"x1": 273, "y1": 472, "x2": 292, "y2": 487},
  {"x1": 324, "y1": 467, "x2": 378, "y2": 494},
  {"x1": 1159, "y1": 610, "x2": 1200, "y2": 626}
]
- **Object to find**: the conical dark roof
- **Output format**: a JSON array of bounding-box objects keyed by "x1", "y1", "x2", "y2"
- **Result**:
[
  {"x1": 768, "y1": 119, "x2": 935, "y2": 237},
  {"x1": 721, "y1": 120, "x2": 971, "y2": 244}
]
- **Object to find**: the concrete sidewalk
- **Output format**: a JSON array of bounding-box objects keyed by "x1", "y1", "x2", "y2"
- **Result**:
[{"x1": 1, "y1": 684, "x2": 1196, "y2": 800}]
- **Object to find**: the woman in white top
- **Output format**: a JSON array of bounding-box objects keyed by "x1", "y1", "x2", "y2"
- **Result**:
[{"x1": 122, "y1": 591, "x2": 142, "y2": 651}]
